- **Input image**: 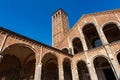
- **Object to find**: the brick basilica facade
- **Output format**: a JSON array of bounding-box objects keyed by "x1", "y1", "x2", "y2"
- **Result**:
[{"x1": 0, "y1": 8, "x2": 120, "y2": 80}]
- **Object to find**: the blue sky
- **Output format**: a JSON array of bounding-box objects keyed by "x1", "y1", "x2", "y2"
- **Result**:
[{"x1": 0, "y1": 0, "x2": 120, "y2": 46}]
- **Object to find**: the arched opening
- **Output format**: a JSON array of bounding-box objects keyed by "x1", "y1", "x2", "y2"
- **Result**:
[
  {"x1": 0, "y1": 44, "x2": 36, "y2": 80},
  {"x1": 117, "y1": 53, "x2": 120, "y2": 64},
  {"x1": 72, "y1": 37, "x2": 83, "y2": 54},
  {"x1": 62, "y1": 48, "x2": 69, "y2": 54},
  {"x1": 41, "y1": 53, "x2": 58, "y2": 80},
  {"x1": 103, "y1": 23, "x2": 120, "y2": 43},
  {"x1": 0, "y1": 54, "x2": 21, "y2": 79},
  {"x1": 63, "y1": 58, "x2": 72, "y2": 80},
  {"x1": 94, "y1": 56, "x2": 116, "y2": 80},
  {"x1": 83, "y1": 23, "x2": 102, "y2": 49},
  {"x1": 77, "y1": 61, "x2": 90, "y2": 80}
]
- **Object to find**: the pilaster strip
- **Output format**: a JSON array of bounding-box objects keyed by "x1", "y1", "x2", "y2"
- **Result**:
[
  {"x1": 34, "y1": 46, "x2": 43, "y2": 80},
  {"x1": 104, "y1": 45, "x2": 119, "y2": 80},
  {"x1": 92, "y1": 15, "x2": 108, "y2": 45},
  {"x1": 78, "y1": 25, "x2": 98, "y2": 80},
  {"x1": 68, "y1": 36, "x2": 74, "y2": 55},
  {"x1": 0, "y1": 33, "x2": 8, "y2": 53},
  {"x1": 114, "y1": 12, "x2": 120, "y2": 22},
  {"x1": 77, "y1": 25, "x2": 88, "y2": 51},
  {"x1": 67, "y1": 36, "x2": 71, "y2": 54},
  {"x1": 58, "y1": 54, "x2": 64, "y2": 80},
  {"x1": 71, "y1": 62, "x2": 79, "y2": 80},
  {"x1": 39, "y1": 46, "x2": 43, "y2": 63},
  {"x1": 114, "y1": 12, "x2": 120, "y2": 30}
]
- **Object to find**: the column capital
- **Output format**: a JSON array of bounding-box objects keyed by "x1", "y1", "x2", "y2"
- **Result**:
[
  {"x1": 58, "y1": 63, "x2": 64, "y2": 80},
  {"x1": 5, "y1": 33, "x2": 9, "y2": 36},
  {"x1": 77, "y1": 26, "x2": 88, "y2": 51},
  {"x1": 38, "y1": 64, "x2": 42, "y2": 67},
  {"x1": 58, "y1": 65, "x2": 63, "y2": 68},
  {"x1": 35, "y1": 62, "x2": 42, "y2": 66},
  {"x1": 71, "y1": 66, "x2": 79, "y2": 80},
  {"x1": 87, "y1": 64, "x2": 98, "y2": 80},
  {"x1": 0, "y1": 54, "x2": 3, "y2": 57},
  {"x1": 34, "y1": 62, "x2": 42, "y2": 80},
  {"x1": 87, "y1": 63, "x2": 92, "y2": 67}
]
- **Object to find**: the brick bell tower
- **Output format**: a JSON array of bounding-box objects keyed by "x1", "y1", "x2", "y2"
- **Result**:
[{"x1": 52, "y1": 8, "x2": 70, "y2": 47}]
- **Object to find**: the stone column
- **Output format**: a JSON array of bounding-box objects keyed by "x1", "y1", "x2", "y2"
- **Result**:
[
  {"x1": 87, "y1": 63, "x2": 98, "y2": 80},
  {"x1": 92, "y1": 15, "x2": 108, "y2": 45},
  {"x1": 78, "y1": 25, "x2": 98, "y2": 80},
  {"x1": 98, "y1": 29, "x2": 109, "y2": 45},
  {"x1": 58, "y1": 64, "x2": 64, "y2": 80},
  {"x1": 93, "y1": 15, "x2": 120, "y2": 79},
  {"x1": 71, "y1": 63, "x2": 79, "y2": 80},
  {"x1": 104, "y1": 45, "x2": 120, "y2": 80},
  {"x1": 0, "y1": 33, "x2": 8, "y2": 63},
  {"x1": 114, "y1": 12, "x2": 120, "y2": 30},
  {"x1": 78, "y1": 26, "x2": 88, "y2": 51},
  {"x1": 68, "y1": 36, "x2": 74, "y2": 55},
  {"x1": 0, "y1": 33, "x2": 8, "y2": 52},
  {"x1": 34, "y1": 63, "x2": 42, "y2": 80},
  {"x1": 58, "y1": 55, "x2": 64, "y2": 80},
  {"x1": 1, "y1": 76, "x2": 5, "y2": 80},
  {"x1": 34, "y1": 46, "x2": 43, "y2": 80}
]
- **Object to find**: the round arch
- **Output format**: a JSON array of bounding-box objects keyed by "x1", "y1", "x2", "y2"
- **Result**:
[
  {"x1": 71, "y1": 37, "x2": 83, "y2": 54},
  {"x1": 41, "y1": 52, "x2": 59, "y2": 80},
  {"x1": 93, "y1": 56, "x2": 116, "y2": 80},
  {"x1": 42, "y1": 52, "x2": 58, "y2": 61},
  {"x1": 101, "y1": 21, "x2": 120, "y2": 31},
  {"x1": 102, "y1": 22, "x2": 120, "y2": 43},
  {"x1": 62, "y1": 57, "x2": 71, "y2": 64},
  {"x1": 63, "y1": 57, "x2": 72, "y2": 80},
  {"x1": 2, "y1": 43, "x2": 37, "y2": 54},
  {"x1": 0, "y1": 43, "x2": 36, "y2": 80},
  {"x1": 92, "y1": 54, "x2": 109, "y2": 63},
  {"x1": 77, "y1": 60, "x2": 91, "y2": 80},
  {"x1": 81, "y1": 22, "x2": 98, "y2": 31},
  {"x1": 75, "y1": 59, "x2": 87, "y2": 67},
  {"x1": 61, "y1": 47, "x2": 69, "y2": 54},
  {"x1": 82, "y1": 23, "x2": 102, "y2": 49},
  {"x1": 0, "y1": 54, "x2": 21, "y2": 79},
  {"x1": 71, "y1": 36, "x2": 82, "y2": 43}
]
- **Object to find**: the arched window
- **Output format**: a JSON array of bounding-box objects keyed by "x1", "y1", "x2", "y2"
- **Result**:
[
  {"x1": 72, "y1": 37, "x2": 83, "y2": 54},
  {"x1": 56, "y1": 14, "x2": 57, "y2": 17},
  {"x1": 58, "y1": 12, "x2": 60, "y2": 15},
  {"x1": 103, "y1": 23, "x2": 120, "y2": 43},
  {"x1": 83, "y1": 23, "x2": 102, "y2": 49},
  {"x1": 53, "y1": 15, "x2": 55, "y2": 19},
  {"x1": 62, "y1": 48, "x2": 69, "y2": 54}
]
